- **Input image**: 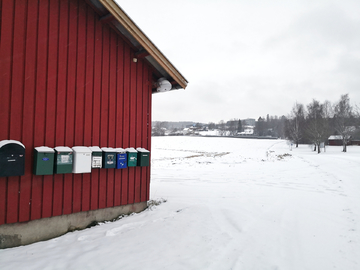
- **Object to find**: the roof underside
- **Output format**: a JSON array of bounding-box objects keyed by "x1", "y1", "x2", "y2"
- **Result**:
[{"x1": 86, "y1": 0, "x2": 188, "y2": 92}]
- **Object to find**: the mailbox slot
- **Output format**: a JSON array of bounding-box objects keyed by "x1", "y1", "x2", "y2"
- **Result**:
[{"x1": 0, "y1": 140, "x2": 25, "y2": 177}]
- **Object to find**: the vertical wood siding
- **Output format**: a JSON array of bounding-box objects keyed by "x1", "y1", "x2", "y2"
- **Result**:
[{"x1": 0, "y1": 0, "x2": 152, "y2": 225}]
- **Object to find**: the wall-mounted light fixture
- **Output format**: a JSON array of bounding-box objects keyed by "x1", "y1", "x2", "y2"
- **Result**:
[{"x1": 156, "y1": 77, "x2": 172, "y2": 92}]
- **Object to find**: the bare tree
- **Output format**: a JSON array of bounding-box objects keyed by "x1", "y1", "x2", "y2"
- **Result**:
[
  {"x1": 208, "y1": 122, "x2": 216, "y2": 130},
  {"x1": 273, "y1": 115, "x2": 286, "y2": 139},
  {"x1": 227, "y1": 119, "x2": 238, "y2": 136},
  {"x1": 287, "y1": 102, "x2": 305, "y2": 147},
  {"x1": 237, "y1": 119, "x2": 243, "y2": 133},
  {"x1": 255, "y1": 117, "x2": 266, "y2": 136},
  {"x1": 321, "y1": 100, "x2": 333, "y2": 152},
  {"x1": 333, "y1": 94, "x2": 353, "y2": 152},
  {"x1": 152, "y1": 122, "x2": 166, "y2": 136},
  {"x1": 355, "y1": 104, "x2": 360, "y2": 119},
  {"x1": 218, "y1": 120, "x2": 226, "y2": 136},
  {"x1": 305, "y1": 99, "x2": 329, "y2": 153}
]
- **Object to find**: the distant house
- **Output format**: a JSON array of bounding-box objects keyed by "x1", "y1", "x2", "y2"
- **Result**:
[
  {"x1": 352, "y1": 140, "x2": 360, "y2": 146},
  {"x1": 238, "y1": 126, "x2": 254, "y2": 135},
  {"x1": 328, "y1": 135, "x2": 352, "y2": 146}
]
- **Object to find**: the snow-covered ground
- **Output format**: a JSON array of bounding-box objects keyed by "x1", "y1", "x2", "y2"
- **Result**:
[{"x1": 1, "y1": 137, "x2": 359, "y2": 269}]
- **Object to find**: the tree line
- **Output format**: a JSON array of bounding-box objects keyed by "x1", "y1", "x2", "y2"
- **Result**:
[
  {"x1": 285, "y1": 94, "x2": 359, "y2": 153},
  {"x1": 209, "y1": 116, "x2": 286, "y2": 138},
  {"x1": 152, "y1": 94, "x2": 359, "y2": 154},
  {"x1": 209, "y1": 94, "x2": 359, "y2": 153}
]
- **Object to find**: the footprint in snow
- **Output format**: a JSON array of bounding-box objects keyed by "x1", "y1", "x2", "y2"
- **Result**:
[
  {"x1": 105, "y1": 222, "x2": 144, "y2": 236},
  {"x1": 77, "y1": 235, "x2": 96, "y2": 241}
]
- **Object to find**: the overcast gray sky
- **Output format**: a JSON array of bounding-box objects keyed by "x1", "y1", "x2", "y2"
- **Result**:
[{"x1": 117, "y1": 0, "x2": 360, "y2": 123}]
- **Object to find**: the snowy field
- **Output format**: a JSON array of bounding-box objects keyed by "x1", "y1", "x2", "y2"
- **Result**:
[{"x1": 1, "y1": 136, "x2": 359, "y2": 269}]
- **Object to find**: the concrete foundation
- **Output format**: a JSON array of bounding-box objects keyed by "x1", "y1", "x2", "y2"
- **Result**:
[{"x1": 0, "y1": 201, "x2": 147, "y2": 249}]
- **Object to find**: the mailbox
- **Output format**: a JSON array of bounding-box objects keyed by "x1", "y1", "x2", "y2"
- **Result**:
[
  {"x1": 125, "y1": 147, "x2": 138, "y2": 167},
  {"x1": 89, "y1": 146, "x2": 102, "y2": 168},
  {"x1": 101, "y1": 147, "x2": 116, "y2": 169},
  {"x1": 116, "y1": 148, "x2": 127, "y2": 169},
  {"x1": 72, "y1": 146, "x2": 92, "y2": 173},
  {"x1": 136, "y1": 148, "x2": 150, "y2": 167},
  {"x1": 0, "y1": 140, "x2": 25, "y2": 177},
  {"x1": 33, "y1": 146, "x2": 55, "y2": 175},
  {"x1": 54, "y1": 146, "x2": 73, "y2": 174}
]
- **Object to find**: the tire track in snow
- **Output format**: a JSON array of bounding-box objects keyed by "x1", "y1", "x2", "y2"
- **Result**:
[
  {"x1": 207, "y1": 207, "x2": 245, "y2": 269},
  {"x1": 268, "y1": 143, "x2": 360, "y2": 265},
  {"x1": 153, "y1": 148, "x2": 230, "y2": 161}
]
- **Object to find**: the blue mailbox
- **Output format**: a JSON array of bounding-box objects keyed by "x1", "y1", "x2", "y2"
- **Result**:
[{"x1": 116, "y1": 148, "x2": 127, "y2": 169}]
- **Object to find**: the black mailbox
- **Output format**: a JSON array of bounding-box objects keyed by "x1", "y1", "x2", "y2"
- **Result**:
[
  {"x1": 101, "y1": 147, "x2": 116, "y2": 169},
  {"x1": 0, "y1": 140, "x2": 26, "y2": 177}
]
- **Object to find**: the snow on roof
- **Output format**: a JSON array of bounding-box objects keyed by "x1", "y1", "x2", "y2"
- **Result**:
[
  {"x1": 34, "y1": 146, "x2": 54, "y2": 153},
  {"x1": 0, "y1": 140, "x2": 25, "y2": 149},
  {"x1": 136, "y1": 147, "x2": 149, "y2": 153},
  {"x1": 328, "y1": 135, "x2": 351, "y2": 140},
  {"x1": 329, "y1": 135, "x2": 342, "y2": 140},
  {"x1": 101, "y1": 147, "x2": 116, "y2": 152},
  {"x1": 88, "y1": 146, "x2": 102, "y2": 152},
  {"x1": 55, "y1": 146, "x2": 72, "y2": 152},
  {"x1": 72, "y1": 146, "x2": 92, "y2": 153}
]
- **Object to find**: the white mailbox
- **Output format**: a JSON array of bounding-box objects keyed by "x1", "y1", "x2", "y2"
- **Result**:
[
  {"x1": 72, "y1": 146, "x2": 92, "y2": 173},
  {"x1": 89, "y1": 146, "x2": 102, "y2": 168}
]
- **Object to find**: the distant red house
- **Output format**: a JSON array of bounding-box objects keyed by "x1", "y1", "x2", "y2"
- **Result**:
[
  {"x1": 328, "y1": 135, "x2": 352, "y2": 146},
  {"x1": 0, "y1": 0, "x2": 187, "y2": 248},
  {"x1": 352, "y1": 140, "x2": 360, "y2": 146}
]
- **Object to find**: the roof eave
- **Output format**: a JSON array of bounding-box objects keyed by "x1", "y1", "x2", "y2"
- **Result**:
[{"x1": 99, "y1": 0, "x2": 188, "y2": 90}]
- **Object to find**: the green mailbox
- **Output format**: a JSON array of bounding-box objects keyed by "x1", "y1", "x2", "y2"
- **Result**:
[
  {"x1": 125, "y1": 147, "x2": 138, "y2": 167},
  {"x1": 33, "y1": 146, "x2": 55, "y2": 175},
  {"x1": 136, "y1": 148, "x2": 150, "y2": 167},
  {"x1": 54, "y1": 146, "x2": 73, "y2": 174}
]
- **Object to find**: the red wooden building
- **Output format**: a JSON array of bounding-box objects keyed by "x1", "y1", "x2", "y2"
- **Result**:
[
  {"x1": 328, "y1": 135, "x2": 352, "y2": 146},
  {"x1": 0, "y1": 0, "x2": 187, "y2": 248}
]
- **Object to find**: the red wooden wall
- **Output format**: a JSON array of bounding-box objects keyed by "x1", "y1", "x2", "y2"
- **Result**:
[{"x1": 0, "y1": 0, "x2": 152, "y2": 225}]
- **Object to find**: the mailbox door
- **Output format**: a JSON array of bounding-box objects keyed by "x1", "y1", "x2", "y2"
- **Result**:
[
  {"x1": 102, "y1": 152, "x2": 116, "y2": 169},
  {"x1": 55, "y1": 152, "x2": 73, "y2": 174},
  {"x1": 33, "y1": 151, "x2": 55, "y2": 175},
  {"x1": 138, "y1": 152, "x2": 150, "y2": 167},
  {"x1": 116, "y1": 153, "x2": 127, "y2": 169},
  {"x1": 73, "y1": 152, "x2": 92, "y2": 173},
  {"x1": 127, "y1": 152, "x2": 137, "y2": 167},
  {"x1": 0, "y1": 142, "x2": 25, "y2": 177}
]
